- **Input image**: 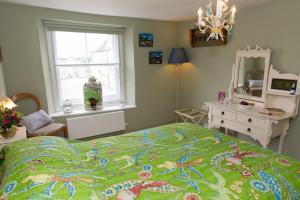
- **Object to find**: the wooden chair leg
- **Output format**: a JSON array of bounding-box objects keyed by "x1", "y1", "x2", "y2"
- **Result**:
[{"x1": 63, "y1": 126, "x2": 69, "y2": 139}]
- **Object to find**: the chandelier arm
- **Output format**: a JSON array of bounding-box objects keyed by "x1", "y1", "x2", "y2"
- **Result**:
[
  {"x1": 219, "y1": 33, "x2": 224, "y2": 41},
  {"x1": 206, "y1": 18, "x2": 215, "y2": 28},
  {"x1": 204, "y1": 24, "x2": 214, "y2": 32},
  {"x1": 198, "y1": 24, "x2": 207, "y2": 32},
  {"x1": 221, "y1": 19, "x2": 233, "y2": 31},
  {"x1": 199, "y1": 26, "x2": 210, "y2": 34},
  {"x1": 198, "y1": 21, "x2": 214, "y2": 31},
  {"x1": 228, "y1": 24, "x2": 233, "y2": 31},
  {"x1": 222, "y1": 20, "x2": 228, "y2": 28}
]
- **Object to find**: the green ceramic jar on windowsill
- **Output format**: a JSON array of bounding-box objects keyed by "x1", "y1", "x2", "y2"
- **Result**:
[{"x1": 83, "y1": 76, "x2": 103, "y2": 111}]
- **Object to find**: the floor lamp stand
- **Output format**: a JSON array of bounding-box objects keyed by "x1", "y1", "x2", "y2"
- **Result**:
[{"x1": 176, "y1": 64, "x2": 179, "y2": 110}]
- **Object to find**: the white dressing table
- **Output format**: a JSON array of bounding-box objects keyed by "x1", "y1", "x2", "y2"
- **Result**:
[{"x1": 207, "y1": 46, "x2": 300, "y2": 153}]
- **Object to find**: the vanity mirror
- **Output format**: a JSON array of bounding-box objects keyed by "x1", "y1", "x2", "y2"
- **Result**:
[
  {"x1": 207, "y1": 45, "x2": 300, "y2": 153},
  {"x1": 233, "y1": 46, "x2": 271, "y2": 103}
]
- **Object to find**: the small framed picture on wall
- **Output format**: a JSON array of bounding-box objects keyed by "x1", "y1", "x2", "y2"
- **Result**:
[
  {"x1": 139, "y1": 33, "x2": 153, "y2": 47},
  {"x1": 149, "y1": 51, "x2": 163, "y2": 64}
]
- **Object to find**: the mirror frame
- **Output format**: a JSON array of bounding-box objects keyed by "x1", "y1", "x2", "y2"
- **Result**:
[{"x1": 232, "y1": 46, "x2": 271, "y2": 103}]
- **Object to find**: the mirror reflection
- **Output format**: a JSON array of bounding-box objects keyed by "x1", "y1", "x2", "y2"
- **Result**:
[{"x1": 237, "y1": 57, "x2": 265, "y2": 97}]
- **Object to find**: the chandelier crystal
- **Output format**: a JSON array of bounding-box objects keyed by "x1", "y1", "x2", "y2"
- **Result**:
[{"x1": 196, "y1": 0, "x2": 236, "y2": 41}]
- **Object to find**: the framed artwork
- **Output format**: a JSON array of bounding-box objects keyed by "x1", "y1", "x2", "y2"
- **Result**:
[
  {"x1": 139, "y1": 33, "x2": 153, "y2": 47},
  {"x1": 190, "y1": 28, "x2": 227, "y2": 47},
  {"x1": 149, "y1": 51, "x2": 163, "y2": 64},
  {"x1": 218, "y1": 92, "x2": 226, "y2": 103}
]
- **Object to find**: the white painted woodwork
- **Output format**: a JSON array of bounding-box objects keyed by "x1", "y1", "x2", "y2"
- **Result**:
[
  {"x1": 232, "y1": 45, "x2": 271, "y2": 103},
  {"x1": 236, "y1": 113, "x2": 266, "y2": 129},
  {"x1": 267, "y1": 65, "x2": 300, "y2": 95},
  {"x1": 207, "y1": 46, "x2": 300, "y2": 153},
  {"x1": 0, "y1": 63, "x2": 6, "y2": 97},
  {"x1": 67, "y1": 111, "x2": 125, "y2": 139}
]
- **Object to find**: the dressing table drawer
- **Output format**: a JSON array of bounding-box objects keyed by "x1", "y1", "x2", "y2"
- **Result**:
[
  {"x1": 237, "y1": 114, "x2": 266, "y2": 129},
  {"x1": 212, "y1": 108, "x2": 236, "y2": 120},
  {"x1": 212, "y1": 116, "x2": 265, "y2": 138},
  {"x1": 238, "y1": 126, "x2": 265, "y2": 139},
  {"x1": 212, "y1": 117, "x2": 239, "y2": 130}
]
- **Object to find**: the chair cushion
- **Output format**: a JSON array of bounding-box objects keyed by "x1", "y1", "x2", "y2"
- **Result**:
[
  {"x1": 32, "y1": 123, "x2": 65, "y2": 136},
  {"x1": 22, "y1": 110, "x2": 54, "y2": 133}
]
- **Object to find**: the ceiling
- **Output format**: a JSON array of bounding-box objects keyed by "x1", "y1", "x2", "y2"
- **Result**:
[{"x1": 0, "y1": 0, "x2": 274, "y2": 21}]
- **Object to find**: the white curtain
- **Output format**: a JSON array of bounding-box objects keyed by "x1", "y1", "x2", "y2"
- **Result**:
[{"x1": 0, "y1": 62, "x2": 6, "y2": 97}]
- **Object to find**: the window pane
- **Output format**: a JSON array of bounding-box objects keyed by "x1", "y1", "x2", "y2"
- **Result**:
[
  {"x1": 54, "y1": 32, "x2": 87, "y2": 65},
  {"x1": 89, "y1": 65, "x2": 119, "y2": 97},
  {"x1": 58, "y1": 65, "x2": 120, "y2": 103},
  {"x1": 87, "y1": 33, "x2": 119, "y2": 64},
  {"x1": 54, "y1": 31, "x2": 119, "y2": 65}
]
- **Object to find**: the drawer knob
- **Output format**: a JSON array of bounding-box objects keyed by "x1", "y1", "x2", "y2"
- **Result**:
[
  {"x1": 221, "y1": 120, "x2": 224, "y2": 124},
  {"x1": 247, "y1": 128, "x2": 251, "y2": 133},
  {"x1": 248, "y1": 118, "x2": 252, "y2": 123},
  {"x1": 221, "y1": 111, "x2": 225, "y2": 115}
]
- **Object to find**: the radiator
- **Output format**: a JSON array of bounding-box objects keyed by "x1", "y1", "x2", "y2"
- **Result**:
[{"x1": 67, "y1": 111, "x2": 125, "y2": 139}]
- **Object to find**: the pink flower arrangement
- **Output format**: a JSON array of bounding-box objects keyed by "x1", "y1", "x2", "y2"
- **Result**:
[{"x1": 0, "y1": 105, "x2": 22, "y2": 132}]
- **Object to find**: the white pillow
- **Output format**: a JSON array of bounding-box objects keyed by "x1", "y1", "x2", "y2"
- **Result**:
[{"x1": 22, "y1": 110, "x2": 54, "y2": 133}]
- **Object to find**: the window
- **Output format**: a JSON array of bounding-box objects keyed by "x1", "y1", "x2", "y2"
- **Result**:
[{"x1": 45, "y1": 22, "x2": 124, "y2": 112}]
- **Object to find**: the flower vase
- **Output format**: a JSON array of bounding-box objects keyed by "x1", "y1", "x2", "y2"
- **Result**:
[{"x1": 0, "y1": 126, "x2": 17, "y2": 138}]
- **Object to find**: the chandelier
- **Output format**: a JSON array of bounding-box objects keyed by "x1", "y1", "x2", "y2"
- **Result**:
[{"x1": 196, "y1": 0, "x2": 236, "y2": 41}]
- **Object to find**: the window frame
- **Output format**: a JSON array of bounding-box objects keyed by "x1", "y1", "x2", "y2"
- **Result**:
[{"x1": 46, "y1": 29, "x2": 125, "y2": 112}]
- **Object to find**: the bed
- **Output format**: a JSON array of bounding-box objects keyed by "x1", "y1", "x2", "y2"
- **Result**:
[{"x1": 0, "y1": 123, "x2": 299, "y2": 199}]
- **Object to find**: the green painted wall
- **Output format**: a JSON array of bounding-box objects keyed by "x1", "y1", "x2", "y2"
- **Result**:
[
  {"x1": 0, "y1": 2, "x2": 178, "y2": 132},
  {"x1": 177, "y1": 0, "x2": 300, "y2": 160}
]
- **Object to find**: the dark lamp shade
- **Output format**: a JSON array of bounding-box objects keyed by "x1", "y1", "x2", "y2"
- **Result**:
[{"x1": 168, "y1": 48, "x2": 189, "y2": 64}]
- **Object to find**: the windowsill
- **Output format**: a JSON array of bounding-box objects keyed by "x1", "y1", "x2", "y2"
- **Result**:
[{"x1": 50, "y1": 105, "x2": 136, "y2": 118}]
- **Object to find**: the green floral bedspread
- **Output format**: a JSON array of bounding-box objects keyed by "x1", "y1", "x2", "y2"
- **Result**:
[{"x1": 0, "y1": 123, "x2": 300, "y2": 199}]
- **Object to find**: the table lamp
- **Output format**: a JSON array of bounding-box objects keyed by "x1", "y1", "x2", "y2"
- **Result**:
[
  {"x1": 168, "y1": 48, "x2": 189, "y2": 109},
  {"x1": 0, "y1": 97, "x2": 17, "y2": 109}
]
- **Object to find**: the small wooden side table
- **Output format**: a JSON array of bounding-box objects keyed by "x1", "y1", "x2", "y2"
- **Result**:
[
  {"x1": 175, "y1": 108, "x2": 207, "y2": 125},
  {"x1": 0, "y1": 127, "x2": 27, "y2": 150}
]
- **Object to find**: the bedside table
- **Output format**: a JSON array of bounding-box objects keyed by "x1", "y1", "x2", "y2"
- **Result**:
[{"x1": 0, "y1": 127, "x2": 27, "y2": 149}]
